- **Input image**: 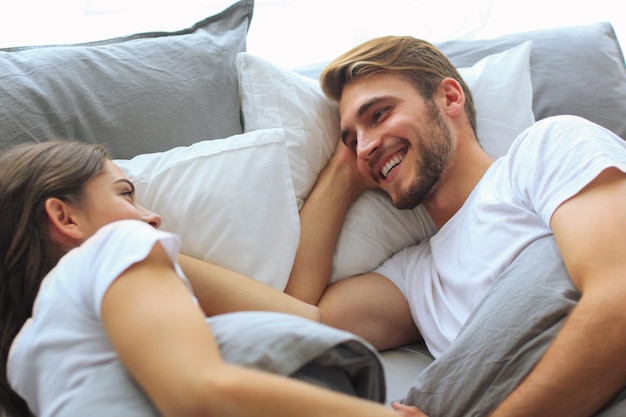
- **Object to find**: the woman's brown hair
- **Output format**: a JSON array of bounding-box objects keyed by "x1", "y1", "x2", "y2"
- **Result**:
[
  {"x1": 320, "y1": 35, "x2": 477, "y2": 134},
  {"x1": 0, "y1": 140, "x2": 109, "y2": 417}
]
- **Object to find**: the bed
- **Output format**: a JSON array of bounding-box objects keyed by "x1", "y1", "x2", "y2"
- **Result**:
[{"x1": 2, "y1": 0, "x2": 626, "y2": 415}]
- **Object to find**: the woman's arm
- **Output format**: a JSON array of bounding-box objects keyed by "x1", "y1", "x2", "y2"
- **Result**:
[
  {"x1": 178, "y1": 253, "x2": 320, "y2": 322},
  {"x1": 102, "y1": 242, "x2": 424, "y2": 417}
]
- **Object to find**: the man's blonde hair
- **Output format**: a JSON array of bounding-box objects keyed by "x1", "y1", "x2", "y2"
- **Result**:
[{"x1": 320, "y1": 35, "x2": 477, "y2": 134}]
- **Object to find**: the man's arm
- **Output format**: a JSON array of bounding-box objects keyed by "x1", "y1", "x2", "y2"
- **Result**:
[
  {"x1": 285, "y1": 141, "x2": 421, "y2": 350},
  {"x1": 490, "y1": 167, "x2": 626, "y2": 417},
  {"x1": 285, "y1": 140, "x2": 370, "y2": 304}
]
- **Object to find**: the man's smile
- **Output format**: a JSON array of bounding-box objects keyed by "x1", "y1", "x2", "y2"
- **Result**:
[{"x1": 380, "y1": 150, "x2": 407, "y2": 179}]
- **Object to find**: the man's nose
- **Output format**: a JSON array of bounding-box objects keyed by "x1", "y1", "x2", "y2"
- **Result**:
[{"x1": 356, "y1": 130, "x2": 381, "y2": 160}]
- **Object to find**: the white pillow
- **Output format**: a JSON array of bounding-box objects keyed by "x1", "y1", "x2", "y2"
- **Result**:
[
  {"x1": 238, "y1": 59, "x2": 340, "y2": 210},
  {"x1": 237, "y1": 42, "x2": 534, "y2": 281},
  {"x1": 114, "y1": 128, "x2": 300, "y2": 290},
  {"x1": 458, "y1": 41, "x2": 535, "y2": 158}
]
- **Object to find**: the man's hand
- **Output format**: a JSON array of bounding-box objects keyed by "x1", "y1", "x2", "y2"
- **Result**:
[
  {"x1": 327, "y1": 137, "x2": 378, "y2": 195},
  {"x1": 391, "y1": 401, "x2": 429, "y2": 417}
]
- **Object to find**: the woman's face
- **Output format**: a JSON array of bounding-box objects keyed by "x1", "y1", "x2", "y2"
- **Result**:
[{"x1": 72, "y1": 160, "x2": 162, "y2": 240}]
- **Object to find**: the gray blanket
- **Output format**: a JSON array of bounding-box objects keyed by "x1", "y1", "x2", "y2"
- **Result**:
[
  {"x1": 56, "y1": 312, "x2": 385, "y2": 417},
  {"x1": 404, "y1": 236, "x2": 626, "y2": 416}
]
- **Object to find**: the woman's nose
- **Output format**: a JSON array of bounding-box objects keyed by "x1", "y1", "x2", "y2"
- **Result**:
[{"x1": 139, "y1": 205, "x2": 162, "y2": 229}]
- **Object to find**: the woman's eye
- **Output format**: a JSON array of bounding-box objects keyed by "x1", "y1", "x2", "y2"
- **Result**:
[{"x1": 121, "y1": 190, "x2": 134, "y2": 198}]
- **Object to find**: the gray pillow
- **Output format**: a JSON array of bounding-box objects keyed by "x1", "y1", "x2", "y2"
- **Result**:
[
  {"x1": 404, "y1": 236, "x2": 626, "y2": 417},
  {"x1": 403, "y1": 236, "x2": 577, "y2": 416},
  {"x1": 296, "y1": 22, "x2": 626, "y2": 140},
  {"x1": 0, "y1": 0, "x2": 253, "y2": 159},
  {"x1": 436, "y1": 22, "x2": 626, "y2": 140}
]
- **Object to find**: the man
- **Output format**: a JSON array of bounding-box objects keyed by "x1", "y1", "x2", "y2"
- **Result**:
[{"x1": 285, "y1": 35, "x2": 626, "y2": 416}]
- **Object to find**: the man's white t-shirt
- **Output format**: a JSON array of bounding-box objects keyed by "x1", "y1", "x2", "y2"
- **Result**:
[
  {"x1": 376, "y1": 115, "x2": 626, "y2": 358},
  {"x1": 7, "y1": 220, "x2": 190, "y2": 417}
]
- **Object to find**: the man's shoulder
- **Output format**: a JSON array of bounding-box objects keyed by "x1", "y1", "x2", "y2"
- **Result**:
[
  {"x1": 518, "y1": 115, "x2": 598, "y2": 142},
  {"x1": 507, "y1": 115, "x2": 621, "y2": 159}
]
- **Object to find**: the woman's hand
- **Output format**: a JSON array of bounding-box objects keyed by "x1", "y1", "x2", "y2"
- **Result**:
[{"x1": 391, "y1": 401, "x2": 429, "y2": 417}]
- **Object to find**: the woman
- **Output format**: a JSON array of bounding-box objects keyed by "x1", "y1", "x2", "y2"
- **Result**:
[{"x1": 0, "y1": 140, "x2": 422, "y2": 417}]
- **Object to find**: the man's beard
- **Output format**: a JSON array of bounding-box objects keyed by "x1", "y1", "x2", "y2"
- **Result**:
[{"x1": 392, "y1": 103, "x2": 454, "y2": 209}]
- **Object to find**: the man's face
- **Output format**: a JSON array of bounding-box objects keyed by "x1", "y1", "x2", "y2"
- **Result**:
[{"x1": 339, "y1": 73, "x2": 454, "y2": 209}]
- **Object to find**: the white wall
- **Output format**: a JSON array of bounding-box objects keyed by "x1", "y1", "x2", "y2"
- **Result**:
[
  {"x1": 1, "y1": 0, "x2": 624, "y2": 68},
  {"x1": 246, "y1": 0, "x2": 626, "y2": 68}
]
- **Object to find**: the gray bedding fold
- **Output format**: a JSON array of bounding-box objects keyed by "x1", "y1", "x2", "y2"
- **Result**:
[
  {"x1": 404, "y1": 235, "x2": 626, "y2": 416},
  {"x1": 211, "y1": 311, "x2": 386, "y2": 401},
  {"x1": 56, "y1": 312, "x2": 385, "y2": 416}
]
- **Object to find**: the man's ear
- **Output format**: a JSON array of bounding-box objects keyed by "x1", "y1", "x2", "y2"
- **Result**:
[
  {"x1": 44, "y1": 197, "x2": 85, "y2": 245},
  {"x1": 438, "y1": 77, "x2": 465, "y2": 117}
]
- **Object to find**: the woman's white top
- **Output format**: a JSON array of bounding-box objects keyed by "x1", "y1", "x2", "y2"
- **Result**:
[{"x1": 7, "y1": 220, "x2": 189, "y2": 417}]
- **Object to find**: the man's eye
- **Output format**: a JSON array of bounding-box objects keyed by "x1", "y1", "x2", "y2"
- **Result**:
[
  {"x1": 343, "y1": 136, "x2": 357, "y2": 153},
  {"x1": 341, "y1": 134, "x2": 357, "y2": 152},
  {"x1": 373, "y1": 107, "x2": 388, "y2": 122}
]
